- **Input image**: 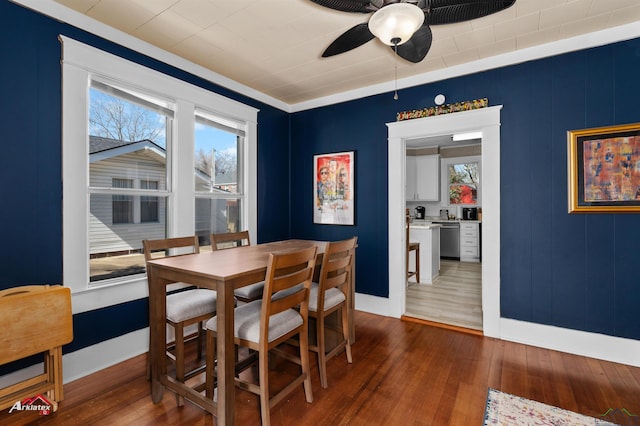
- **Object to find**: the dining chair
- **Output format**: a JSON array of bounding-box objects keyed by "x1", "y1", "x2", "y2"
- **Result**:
[
  {"x1": 142, "y1": 235, "x2": 217, "y2": 405},
  {"x1": 308, "y1": 236, "x2": 357, "y2": 388},
  {"x1": 205, "y1": 245, "x2": 317, "y2": 426},
  {"x1": 406, "y1": 208, "x2": 420, "y2": 283},
  {"x1": 211, "y1": 230, "x2": 265, "y2": 303}
]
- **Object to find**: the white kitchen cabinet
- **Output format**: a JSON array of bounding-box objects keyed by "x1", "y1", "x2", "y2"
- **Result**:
[
  {"x1": 406, "y1": 154, "x2": 439, "y2": 201},
  {"x1": 406, "y1": 155, "x2": 417, "y2": 201},
  {"x1": 460, "y1": 222, "x2": 480, "y2": 262}
]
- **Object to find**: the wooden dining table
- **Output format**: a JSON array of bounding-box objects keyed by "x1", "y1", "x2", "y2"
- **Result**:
[{"x1": 146, "y1": 239, "x2": 353, "y2": 425}]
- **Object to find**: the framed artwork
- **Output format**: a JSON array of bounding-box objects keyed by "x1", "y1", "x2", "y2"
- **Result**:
[
  {"x1": 314, "y1": 151, "x2": 355, "y2": 225},
  {"x1": 568, "y1": 123, "x2": 640, "y2": 213}
]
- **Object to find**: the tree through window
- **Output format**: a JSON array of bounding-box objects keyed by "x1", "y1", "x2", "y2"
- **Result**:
[{"x1": 448, "y1": 162, "x2": 479, "y2": 205}]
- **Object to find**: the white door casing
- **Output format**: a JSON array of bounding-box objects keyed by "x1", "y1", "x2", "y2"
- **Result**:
[{"x1": 386, "y1": 106, "x2": 502, "y2": 337}]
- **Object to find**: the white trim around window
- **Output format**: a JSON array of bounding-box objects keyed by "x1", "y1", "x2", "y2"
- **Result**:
[{"x1": 61, "y1": 36, "x2": 258, "y2": 314}]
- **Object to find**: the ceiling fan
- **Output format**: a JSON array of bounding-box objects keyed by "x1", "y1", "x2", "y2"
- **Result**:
[{"x1": 311, "y1": 0, "x2": 517, "y2": 63}]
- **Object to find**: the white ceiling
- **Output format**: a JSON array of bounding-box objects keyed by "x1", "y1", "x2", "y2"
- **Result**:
[{"x1": 48, "y1": 0, "x2": 640, "y2": 107}]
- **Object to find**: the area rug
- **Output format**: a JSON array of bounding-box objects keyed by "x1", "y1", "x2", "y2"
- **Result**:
[{"x1": 483, "y1": 388, "x2": 618, "y2": 425}]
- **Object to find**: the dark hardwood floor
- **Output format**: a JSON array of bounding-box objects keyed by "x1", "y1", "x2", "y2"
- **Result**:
[{"x1": 2, "y1": 311, "x2": 639, "y2": 425}]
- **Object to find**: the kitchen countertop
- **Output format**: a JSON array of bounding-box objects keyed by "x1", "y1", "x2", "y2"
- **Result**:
[
  {"x1": 412, "y1": 219, "x2": 482, "y2": 224},
  {"x1": 410, "y1": 222, "x2": 442, "y2": 229}
]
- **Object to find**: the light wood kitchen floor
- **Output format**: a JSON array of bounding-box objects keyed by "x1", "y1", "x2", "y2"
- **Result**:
[{"x1": 405, "y1": 259, "x2": 482, "y2": 331}]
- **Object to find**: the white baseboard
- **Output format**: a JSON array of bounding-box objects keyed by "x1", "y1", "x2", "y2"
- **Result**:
[
  {"x1": 500, "y1": 318, "x2": 640, "y2": 367},
  {"x1": 354, "y1": 292, "x2": 389, "y2": 316},
  {"x1": 354, "y1": 292, "x2": 640, "y2": 367},
  {"x1": 0, "y1": 328, "x2": 149, "y2": 389},
  {"x1": 63, "y1": 328, "x2": 150, "y2": 382}
]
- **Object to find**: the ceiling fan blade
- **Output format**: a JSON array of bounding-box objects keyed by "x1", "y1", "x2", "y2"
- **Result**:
[
  {"x1": 310, "y1": 0, "x2": 377, "y2": 13},
  {"x1": 427, "y1": 0, "x2": 516, "y2": 25},
  {"x1": 394, "y1": 24, "x2": 433, "y2": 63},
  {"x1": 322, "y1": 23, "x2": 376, "y2": 57}
]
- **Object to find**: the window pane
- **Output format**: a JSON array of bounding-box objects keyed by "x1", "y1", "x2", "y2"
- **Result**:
[
  {"x1": 449, "y1": 162, "x2": 479, "y2": 205},
  {"x1": 195, "y1": 197, "x2": 241, "y2": 247},
  {"x1": 89, "y1": 87, "x2": 168, "y2": 190},
  {"x1": 89, "y1": 82, "x2": 171, "y2": 283},
  {"x1": 112, "y1": 178, "x2": 133, "y2": 224},
  {"x1": 140, "y1": 179, "x2": 159, "y2": 223},
  {"x1": 90, "y1": 194, "x2": 167, "y2": 282},
  {"x1": 194, "y1": 115, "x2": 241, "y2": 194}
]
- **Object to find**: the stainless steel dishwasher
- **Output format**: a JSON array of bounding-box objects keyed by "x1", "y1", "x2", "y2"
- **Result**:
[{"x1": 434, "y1": 221, "x2": 460, "y2": 259}]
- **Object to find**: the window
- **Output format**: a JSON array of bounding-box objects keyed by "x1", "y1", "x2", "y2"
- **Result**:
[
  {"x1": 140, "y1": 180, "x2": 159, "y2": 223},
  {"x1": 112, "y1": 178, "x2": 134, "y2": 224},
  {"x1": 88, "y1": 81, "x2": 171, "y2": 283},
  {"x1": 194, "y1": 111, "x2": 244, "y2": 247},
  {"x1": 441, "y1": 156, "x2": 481, "y2": 206},
  {"x1": 448, "y1": 162, "x2": 479, "y2": 205},
  {"x1": 62, "y1": 36, "x2": 258, "y2": 311}
]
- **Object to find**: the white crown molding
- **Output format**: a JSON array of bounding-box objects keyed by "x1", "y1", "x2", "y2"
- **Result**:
[
  {"x1": 10, "y1": 0, "x2": 290, "y2": 112},
  {"x1": 291, "y1": 20, "x2": 640, "y2": 112},
  {"x1": 11, "y1": 1, "x2": 640, "y2": 114}
]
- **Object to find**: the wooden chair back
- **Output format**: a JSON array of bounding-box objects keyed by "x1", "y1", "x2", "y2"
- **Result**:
[
  {"x1": 259, "y1": 246, "x2": 317, "y2": 344},
  {"x1": 316, "y1": 237, "x2": 357, "y2": 312},
  {"x1": 406, "y1": 209, "x2": 419, "y2": 282},
  {"x1": 211, "y1": 230, "x2": 250, "y2": 251},
  {"x1": 142, "y1": 235, "x2": 200, "y2": 262}
]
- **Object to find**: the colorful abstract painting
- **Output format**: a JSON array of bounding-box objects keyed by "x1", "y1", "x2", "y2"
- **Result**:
[{"x1": 582, "y1": 137, "x2": 640, "y2": 202}]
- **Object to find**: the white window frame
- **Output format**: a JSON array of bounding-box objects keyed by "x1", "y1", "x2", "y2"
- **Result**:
[
  {"x1": 61, "y1": 36, "x2": 258, "y2": 313},
  {"x1": 441, "y1": 155, "x2": 482, "y2": 207}
]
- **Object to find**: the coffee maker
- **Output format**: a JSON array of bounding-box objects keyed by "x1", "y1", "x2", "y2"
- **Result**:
[
  {"x1": 462, "y1": 207, "x2": 478, "y2": 220},
  {"x1": 415, "y1": 206, "x2": 425, "y2": 220}
]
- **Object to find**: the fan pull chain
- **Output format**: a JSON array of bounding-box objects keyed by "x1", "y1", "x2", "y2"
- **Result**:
[{"x1": 393, "y1": 38, "x2": 400, "y2": 100}]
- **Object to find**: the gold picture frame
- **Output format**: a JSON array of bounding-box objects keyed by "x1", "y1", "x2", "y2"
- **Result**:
[{"x1": 568, "y1": 123, "x2": 640, "y2": 213}]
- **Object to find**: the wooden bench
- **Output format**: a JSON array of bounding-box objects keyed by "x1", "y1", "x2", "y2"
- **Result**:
[{"x1": 0, "y1": 285, "x2": 73, "y2": 411}]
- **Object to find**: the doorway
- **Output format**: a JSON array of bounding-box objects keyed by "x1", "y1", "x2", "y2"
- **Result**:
[
  {"x1": 405, "y1": 140, "x2": 482, "y2": 330},
  {"x1": 386, "y1": 106, "x2": 502, "y2": 338}
]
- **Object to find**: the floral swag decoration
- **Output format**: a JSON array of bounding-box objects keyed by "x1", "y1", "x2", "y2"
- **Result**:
[{"x1": 397, "y1": 98, "x2": 489, "y2": 121}]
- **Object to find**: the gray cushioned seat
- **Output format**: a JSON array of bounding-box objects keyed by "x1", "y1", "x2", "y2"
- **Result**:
[
  {"x1": 234, "y1": 281, "x2": 265, "y2": 301},
  {"x1": 205, "y1": 300, "x2": 303, "y2": 343},
  {"x1": 166, "y1": 288, "x2": 217, "y2": 323},
  {"x1": 308, "y1": 282, "x2": 345, "y2": 312}
]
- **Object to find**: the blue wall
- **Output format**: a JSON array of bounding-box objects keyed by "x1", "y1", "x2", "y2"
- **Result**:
[
  {"x1": 291, "y1": 41, "x2": 640, "y2": 341},
  {"x1": 1, "y1": 0, "x2": 639, "y2": 367}
]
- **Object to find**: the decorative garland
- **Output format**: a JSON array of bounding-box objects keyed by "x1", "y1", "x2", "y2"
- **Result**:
[{"x1": 396, "y1": 98, "x2": 489, "y2": 121}]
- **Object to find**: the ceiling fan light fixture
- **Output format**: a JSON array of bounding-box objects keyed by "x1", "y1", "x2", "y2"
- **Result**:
[{"x1": 368, "y1": 3, "x2": 425, "y2": 46}]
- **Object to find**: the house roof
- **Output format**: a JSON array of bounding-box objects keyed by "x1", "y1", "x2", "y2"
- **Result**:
[
  {"x1": 89, "y1": 135, "x2": 163, "y2": 154},
  {"x1": 89, "y1": 136, "x2": 166, "y2": 164},
  {"x1": 89, "y1": 135, "x2": 236, "y2": 190}
]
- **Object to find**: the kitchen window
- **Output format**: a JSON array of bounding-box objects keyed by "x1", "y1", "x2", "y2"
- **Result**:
[
  {"x1": 442, "y1": 156, "x2": 481, "y2": 206},
  {"x1": 61, "y1": 36, "x2": 258, "y2": 311}
]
